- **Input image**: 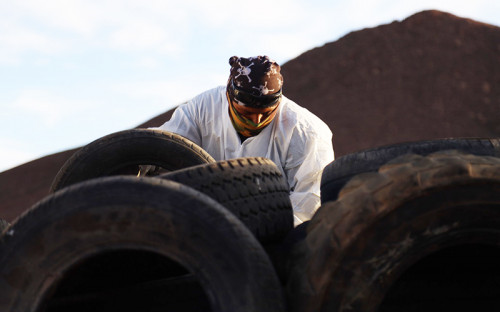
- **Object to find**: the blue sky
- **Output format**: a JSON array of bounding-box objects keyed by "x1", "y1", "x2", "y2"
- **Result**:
[{"x1": 1, "y1": 0, "x2": 499, "y2": 172}]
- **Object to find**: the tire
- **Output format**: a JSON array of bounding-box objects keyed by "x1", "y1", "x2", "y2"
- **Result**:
[
  {"x1": 321, "y1": 137, "x2": 500, "y2": 203},
  {"x1": 50, "y1": 129, "x2": 215, "y2": 192},
  {"x1": 159, "y1": 157, "x2": 294, "y2": 243},
  {"x1": 0, "y1": 176, "x2": 285, "y2": 312},
  {"x1": 287, "y1": 151, "x2": 500, "y2": 312}
]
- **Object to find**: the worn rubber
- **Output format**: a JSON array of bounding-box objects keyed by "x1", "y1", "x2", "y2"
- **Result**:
[
  {"x1": 0, "y1": 176, "x2": 285, "y2": 312},
  {"x1": 51, "y1": 129, "x2": 215, "y2": 192},
  {"x1": 321, "y1": 137, "x2": 500, "y2": 203},
  {"x1": 288, "y1": 151, "x2": 500, "y2": 312},
  {"x1": 159, "y1": 157, "x2": 293, "y2": 243}
]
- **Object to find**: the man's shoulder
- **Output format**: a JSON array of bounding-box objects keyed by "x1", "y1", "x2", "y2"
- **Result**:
[
  {"x1": 187, "y1": 86, "x2": 226, "y2": 111},
  {"x1": 192, "y1": 86, "x2": 226, "y2": 101},
  {"x1": 279, "y1": 97, "x2": 332, "y2": 137}
]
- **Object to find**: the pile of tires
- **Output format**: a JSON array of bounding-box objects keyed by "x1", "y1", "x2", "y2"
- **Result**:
[
  {"x1": 286, "y1": 138, "x2": 500, "y2": 312},
  {"x1": 3, "y1": 130, "x2": 500, "y2": 312},
  {"x1": 0, "y1": 129, "x2": 293, "y2": 312}
]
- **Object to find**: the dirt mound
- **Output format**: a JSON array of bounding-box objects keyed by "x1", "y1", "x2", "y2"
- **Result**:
[
  {"x1": 1, "y1": 10, "x2": 499, "y2": 221},
  {"x1": 0, "y1": 149, "x2": 77, "y2": 222},
  {"x1": 282, "y1": 10, "x2": 500, "y2": 155}
]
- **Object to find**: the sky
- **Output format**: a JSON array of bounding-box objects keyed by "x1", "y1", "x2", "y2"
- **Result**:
[{"x1": 1, "y1": 0, "x2": 499, "y2": 172}]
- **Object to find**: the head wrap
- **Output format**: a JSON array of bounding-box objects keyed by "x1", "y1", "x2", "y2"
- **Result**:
[{"x1": 227, "y1": 56, "x2": 283, "y2": 108}]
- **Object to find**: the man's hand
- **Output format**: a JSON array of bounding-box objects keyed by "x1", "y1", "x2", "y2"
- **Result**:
[{"x1": 137, "y1": 165, "x2": 158, "y2": 177}]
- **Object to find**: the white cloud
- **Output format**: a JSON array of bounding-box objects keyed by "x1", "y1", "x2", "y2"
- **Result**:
[
  {"x1": 0, "y1": 138, "x2": 39, "y2": 172},
  {"x1": 110, "y1": 22, "x2": 166, "y2": 50},
  {"x1": 0, "y1": 0, "x2": 192, "y2": 61},
  {"x1": 192, "y1": 0, "x2": 304, "y2": 28},
  {"x1": 110, "y1": 79, "x2": 212, "y2": 109},
  {"x1": 4, "y1": 0, "x2": 102, "y2": 36},
  {"x1": 8, "y1": 89, "x2": 91, "y2": 127},
  {"x1": 0, "y1": 21, "x2": 68, "y2": 63},
  {"x1": 108, "y1": 21, "x2": 184, "y2": 55},
  {"x1": 134, "y1": 57, "x2": 163, "y2": 69},
  {"x1": 0, "y1": 54, "x2": 21, "y2": 66}
]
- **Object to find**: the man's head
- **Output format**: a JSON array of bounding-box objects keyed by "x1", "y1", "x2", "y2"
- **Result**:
[
  {"x1": 227, "y1": 55, "x2": 283, "y2": 108},
  {"x1": 226, "y1": 56, "x2": 283, "y2": 138}
]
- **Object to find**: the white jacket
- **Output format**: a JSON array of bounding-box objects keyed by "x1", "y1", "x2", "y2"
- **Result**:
[{"x1": 156, "y1": 86, "x2": 334, "y2": 225}]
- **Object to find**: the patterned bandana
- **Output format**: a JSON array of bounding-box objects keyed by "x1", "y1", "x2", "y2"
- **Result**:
[
  {"x1": 227, "y1": 55, "x2": 283, "y2": 108},
  {"x1": 227, "y1": 92, "x2": 279, "y2": 138}
]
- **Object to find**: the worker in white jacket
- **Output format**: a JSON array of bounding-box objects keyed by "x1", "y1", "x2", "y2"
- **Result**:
[{"x1": 156, "y1": 55, "x2": 334, "y2": 226}]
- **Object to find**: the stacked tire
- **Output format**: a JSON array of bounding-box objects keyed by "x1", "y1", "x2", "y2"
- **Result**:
[
  {"x1": 286, "y1": 138, "x2": 500, "y2": 312},
  {"x1": 159, "y1": 157, "x2": 293, "y2": 243},
  {"x1": 0, "y1": 129, "x2": 292, "y2": 312},
  {"x1": 5, "y1": 128, "x2": 500, "y2": 312},
  {"x1": 50, "y1": 129, "x2": 217, "y2": 192},
  {"x1": 320, "y1": 137, "x2": 500, "y2": 203}
]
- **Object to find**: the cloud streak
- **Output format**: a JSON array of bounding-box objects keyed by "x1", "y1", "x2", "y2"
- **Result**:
[{"x1": 8, "y1": 89, "x2": 90, "y2": 127}]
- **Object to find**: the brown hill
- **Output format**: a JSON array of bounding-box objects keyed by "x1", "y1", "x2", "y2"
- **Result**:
[
  {"x1": 1, "y1": 10, "x2": 499, "y2": 222},
  {"x1": 282, "y1": 10, "x2": 500, "y2": 155}
]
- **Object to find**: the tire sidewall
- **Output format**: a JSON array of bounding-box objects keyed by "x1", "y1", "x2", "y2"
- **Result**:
[
  {"x1": 51, "y1": 129, "x2": 215, "y2": 192},
  {"x1": 321, "y1": 138, "x2": 500, "y2": 203},
  {"x1": 322, "y1": 181, "x2": 500, "y2": 312},
  {"x1": 0, "y1": 177, "x2": 284, "y2": 312}
]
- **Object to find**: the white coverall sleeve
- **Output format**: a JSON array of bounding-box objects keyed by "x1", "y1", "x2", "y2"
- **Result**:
[
  {"x1": 285, "y1": 128, "x2": 334, "y2": 226},
  {"x1": 153, "y1": 100, "x2": 202, "y2": 146}
]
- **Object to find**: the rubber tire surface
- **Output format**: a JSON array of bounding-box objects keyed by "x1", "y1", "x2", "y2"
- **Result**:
[
  {"x1": 288, "y1": 151, "x2": 500, "y2": 312},
  {"x1": 50, "y1": 129, "x2": 215, "y2": 192},
  {"x1": 321, "y1": 137, "x2": 500, "y2": 203},
  {"x1": 0, "y1": 176, "x2": 285, "y2": 312},
  {"x1": 159, "y1": 157, "x2": 293, "y2": 243}
]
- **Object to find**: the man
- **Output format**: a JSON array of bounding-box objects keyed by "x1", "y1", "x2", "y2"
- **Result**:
[{"x1": 156, "y1": 55, "x2": 334, "y2": 225}]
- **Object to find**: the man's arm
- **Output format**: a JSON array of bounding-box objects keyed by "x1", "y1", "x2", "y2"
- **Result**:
[
  {"x1": 285, "y1": 127, "x2": 334, "y2": 226},
  {"x1": 154, "y1": 101, "x2": 202, "y2": 146}
]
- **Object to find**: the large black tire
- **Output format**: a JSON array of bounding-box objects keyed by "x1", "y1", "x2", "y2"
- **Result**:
[
  {"x1": 50, "y1": 129, "x2": 215, "y2": 192},
  {"x1": 159, "y1": 157, "x2": 294, "y2": 243},
  {"x1": 288, "y1": 151, "x2": 500, "y2": 312},
  {"x1": 321, "y1": 137, "x2": 500, "y2": 203},
  {"x1": 0, "y1": 177, "x2": 285, "y2": 312}
]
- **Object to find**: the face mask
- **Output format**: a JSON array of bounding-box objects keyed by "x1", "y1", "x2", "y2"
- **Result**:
[{"x1": 227, "y1": 93, "x2": 279, "y2": 138}]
